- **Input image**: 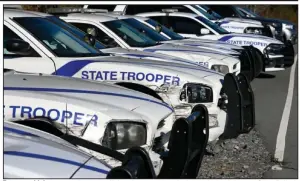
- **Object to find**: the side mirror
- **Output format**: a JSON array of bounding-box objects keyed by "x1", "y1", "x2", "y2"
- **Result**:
[
  {"x1": 4, "y1": 39, "x2": 32, "y2": 56},
  {"x1": 200, "y1": 28, "x2": 210, "y2": 35},
  {"x1": 83, "y1": 34, "x2": 96, "y2": 47}
]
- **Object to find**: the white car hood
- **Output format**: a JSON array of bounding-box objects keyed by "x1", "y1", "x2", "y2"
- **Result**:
[
  {"x1": 141, "y1": 43, "x2": 236, "y2": 61},
  {"x1": 200, "y1": 33, "x2": 284, "y2": 44},
  {"x1": 221, "y1": 17, "x2": 263, "y2": 25},
  {"x1": 164, "y1": 40, "x2": 240, "y2": 55},
  {"x1": 100, "y1": 47, "x2": 199, "y2": 66},
  {"x1": 179, "y1": 38, "x2": 245, "y2": 50}
]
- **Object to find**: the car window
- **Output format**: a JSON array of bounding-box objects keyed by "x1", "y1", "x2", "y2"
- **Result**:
[
  {"x1": 153, "y1": 16, "x2": 205, "y2": 35},
  {"x1": 207, "y1": 5, "x2": 237, "y2": 17},
  {"x1": 145, "y1": 19, "x2": 184, "y2": 40},
  {"x1": 48, "y1": 16, "x2": 107, "y2": 50},
  {"x1": 195, "y1": 16, "x2": 229, "y2": 34},
  {"x1": 86, "y1": 5, "x2": 116, "y2": 11},
  {"x1": 13, "y1": 17, "x2": 102, "y2": 57},
  {"x1": 4, "y1": 25, "x2": 40, "y2": 57},
  {"x1": 191, "y1": 5, "x2": 217, "y2": 20},
  {"x1": 70, "y1": 22, "x2": 120, "y2": 48},
  {"x1": 103, "y1": 19, "x2": 157, "y2": 47},
  {"x1": 122, "y1": 18, "x2": 169, "y2": 42}
]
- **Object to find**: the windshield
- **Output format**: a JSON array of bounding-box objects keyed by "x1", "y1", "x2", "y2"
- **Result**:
[
  {"x1": 48, "y1": 16, "x2": 107, "y2": 50},
  {"x1": 103, "y1": 19, "x2": 157, "y2": 48},
  {"x1": 191, "y1": 5, "x2": 218, "y2": 20},
  {"x1": 239, "y1": 7, "x2": 260, "y2": 17},
  {"x1": 195, "y1": 16, "x2": 229, "y2": 34},
  {"x1": 122, "y1": 18, "x2": 169, "y2": 42},
  {"x1": 199, "y1": 5, "x2": 223, "y2": 19},
  {"x1": 145, "y1": 19, "x2": 184, "y2": 40},
  {"x1": 13, "y1": 17, "x2": 102, "y2": 57}
]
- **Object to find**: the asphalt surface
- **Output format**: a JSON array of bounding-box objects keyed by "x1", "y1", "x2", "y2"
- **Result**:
[{"x1": 251, "y1": 45, "x2": 298, "y2": 178}]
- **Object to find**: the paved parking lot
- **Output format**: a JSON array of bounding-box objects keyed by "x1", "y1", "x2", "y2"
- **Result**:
[{"x1": 252, "y1": 45, "x2": 298, "y2": 178}]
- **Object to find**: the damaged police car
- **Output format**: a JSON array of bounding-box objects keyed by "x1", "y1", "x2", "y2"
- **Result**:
[{"x1": 5, "y1": 105, "x2": 208, "y2": 179}]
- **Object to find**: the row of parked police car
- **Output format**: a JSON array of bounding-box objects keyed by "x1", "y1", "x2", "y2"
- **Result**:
[{"x1": 4, "y1": 4, "x2": 296, "y2": 178}]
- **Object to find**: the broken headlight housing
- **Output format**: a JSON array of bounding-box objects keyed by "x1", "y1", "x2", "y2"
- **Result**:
[
  {"x1": 102, "y1": 121, "x2": 147, "y2": 150},
  {"x1": 211, "y1": 65, "x2": 229, "y2": 74},
  {"x1": 179, "y1": 83, "x2": 213, "y2": 103}
]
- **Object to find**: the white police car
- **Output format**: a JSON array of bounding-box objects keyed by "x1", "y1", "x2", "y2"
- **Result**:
[
  {"x1": 4, "y1": 68, "x2": 175, "y2": 173},
  {"x1": 51, "y1": 10, "x2": 241, "y2": 75},
  {"x1": 5, "y1": 111, "x2": 208, "y2": 179},
  {"x1": 98, "y1": 5, "x2": 267, "y2": 36},
  {"x1": 137, "y1": 11, "x2": 288, "y2": 71}
]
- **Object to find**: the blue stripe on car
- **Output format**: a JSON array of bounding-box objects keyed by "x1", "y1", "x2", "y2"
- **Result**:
[
  {"x1": 4, "y1": 87, "x2": 174, "y2": 112},
  {"x1": 4, "y1": 127, "x2": 39, "y2": 137},
  {"x1": 4, "y1": 151, "x2": 109, "y2": 175},
  {"x1": 121, "y1": 53, "x2": 199, "y2": 66},
  {"x1": 51, "y1": 60, "x2": 223, "y2": 77},
  {"x1": 218, "y1": 35, "x2": 273, "y2": 42},
  {"x1": 143, "y1": 48, "x2": 230, "y2": 56}
]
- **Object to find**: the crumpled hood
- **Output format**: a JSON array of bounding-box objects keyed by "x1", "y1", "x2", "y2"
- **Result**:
[{"x1": 4, "y1": 70, "x2": 173, "y2": 125}]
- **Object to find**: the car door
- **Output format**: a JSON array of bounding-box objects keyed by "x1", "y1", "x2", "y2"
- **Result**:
[{"x1": 4, "y1": 21, "x2": 56, "y2": 74}]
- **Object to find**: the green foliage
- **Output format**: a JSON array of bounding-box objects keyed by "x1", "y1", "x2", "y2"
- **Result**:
[{"x1": 244, "y1": 5, "x2": 298, "y2": 25}]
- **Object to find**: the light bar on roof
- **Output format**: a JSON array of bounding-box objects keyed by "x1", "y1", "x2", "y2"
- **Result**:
[
  {"x1": 47, "y1": 7, "x2": 108, "y2": 14},
  {"x1": 162, "y1": 9, "x2": 178, "y2": 13}
]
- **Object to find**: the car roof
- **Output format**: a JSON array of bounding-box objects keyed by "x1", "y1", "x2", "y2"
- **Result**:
[
  {"x1": 61, "y1": 13, "x2": 118, "y2": 22},
  {"x1": 4, "y1": 9, "x2": 50, "y2": 19},
  {"x1": 136, "y1": 11, "x2": 199, "y2": 18},
  {"x1": 103, "y1": 13, "x2": 149, "y2": 21}
]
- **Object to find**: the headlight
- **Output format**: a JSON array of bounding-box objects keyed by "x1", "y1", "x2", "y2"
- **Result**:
[
  {"x1": 264, "y1": 43, "x2": 284, "y2": 55},
  {"x1": 244, "y1": 27, "x2": 263, "y2": 35},
  {"x1": 284, "y1": 24, "x2": 294, "y2": 30},
  {"x1": 102, "y1": 121, "x2": 147, "y2": 150},
  {"x1": 211, "y1": 65, "x2": 229, "y2": 74},
  {"x1": 179, "y1": 83, "x2": 213, "y2": 103},
  {"x1": 174, "y1": 104, "x2": 193, "y2": 118}
]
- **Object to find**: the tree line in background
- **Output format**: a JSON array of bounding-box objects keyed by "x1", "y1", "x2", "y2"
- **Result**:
[
  {"x1": 22, "y1": 5, "x2": 298, "y2": 25},
  {"x1": 243, "y1": 5, "x2": 298, "y2": 25}
]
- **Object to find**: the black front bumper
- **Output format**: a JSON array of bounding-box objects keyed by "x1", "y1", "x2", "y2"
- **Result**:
[
  {"x1": 220, "y1": 73, "x2": 255, "y2": 139},
  {"x1": 238, "y1": 46, "x2": 264, "y2": 81},
  {"x1": 281, "y1": 41, "x2": 295, "y2": 68}
]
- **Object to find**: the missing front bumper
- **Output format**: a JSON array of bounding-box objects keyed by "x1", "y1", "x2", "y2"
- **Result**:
[{"x1": 220, "y1": 73, "x2": 255, "y2": 139}]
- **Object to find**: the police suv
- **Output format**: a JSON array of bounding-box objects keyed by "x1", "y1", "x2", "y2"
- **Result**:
[
  {"x1": 137, "y1": 11, "x2": 291, "y2": 71},
  {"x1": 4, "y1": 9, "x2": 255, "y2": 144}
]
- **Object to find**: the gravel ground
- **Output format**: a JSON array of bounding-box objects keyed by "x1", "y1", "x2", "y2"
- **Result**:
[{"x1": 197, "y1": 129, "x2": 274, "y2": 178}]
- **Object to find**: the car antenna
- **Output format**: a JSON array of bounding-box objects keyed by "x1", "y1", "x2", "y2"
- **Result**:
[{"x1": 65, "y1": 103, "x2": 69, "y2": 135}]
